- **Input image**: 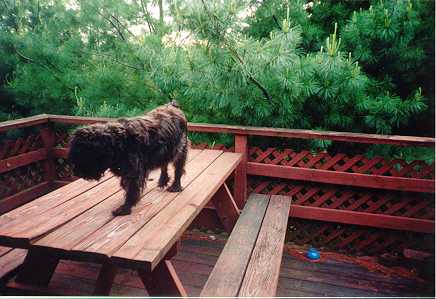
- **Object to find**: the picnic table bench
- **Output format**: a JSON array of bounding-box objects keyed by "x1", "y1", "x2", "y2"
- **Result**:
[
  {"x1": 201, "y1": 193, "x2": 291, "y2": 298},
  {"x1": 0, "y1": 148, "x2": 241, "y2": 296}
]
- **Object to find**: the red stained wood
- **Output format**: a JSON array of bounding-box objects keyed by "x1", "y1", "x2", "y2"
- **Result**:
[
  {"x1": 0, "y1": 177, "x2": 122, "y2": 247},
  {"x1": 211, "y1": 183, "x2": 240, "y2": 233},
  {"x1": 0, "y1": 248, "x2": 27, "y2": 279},
  {"x1": 0, "y1": 114, "x2": 49, "y2": 132},
  {"x1": 111, "y1": 152, "x2": 242, "y2": 272},
  {"x1": 70, "y1": 150, "x2": 221, "y2": 262},
  {"x1": 45, "y1": 114, "x2": 435, "y2": 146},
  {"x1": 0, "y1": 149, "x2": 47, "y2": 174},
  {"x1": 247, "y1": 162, "x2": 435, "y2": 193},
  {"x1": 0, "y1": 172, "x2": 113, "y2": 227},
  {"x1": 234, "y1": 134, "x2": 248, "y2": 209},
  {"x1": 93, "y1": 262, "x2": 118, "y2": 295},
  {"x1": 0, "y1": 182, "x2": 51, "y2": 215},
  {"x1": 289, "y1": 205, "x2": 435, "y2": 234},
  {"x1": 200, "y1": 194, "x2": 270, "y2": 298},
  {"x1": 239, "y1": 195, "x2": 291, "y2": 297},
  {"x1": 40, "y1": 125, "x2": 56, "y2": 185},
  {"x1": 52, "y1": 147, "x2": 69, "y2": 159},
  {"x1": 15, "y1": 248, "x2": 59, "y2": 286},
  {"x1": 138, "y1": 260, "x2": 188, "y2": 297}
]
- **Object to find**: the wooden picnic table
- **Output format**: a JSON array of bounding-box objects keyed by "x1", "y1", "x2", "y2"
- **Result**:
[{"x1": 0, "y1": 148, "x2": 241, "y2": 296}]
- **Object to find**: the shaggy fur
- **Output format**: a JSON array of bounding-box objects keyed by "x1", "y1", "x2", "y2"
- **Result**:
[{"x1": 68, "y1": 101, "x2": 188, "y2": 216}]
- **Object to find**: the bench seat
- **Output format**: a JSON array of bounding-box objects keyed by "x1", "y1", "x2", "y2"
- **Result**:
[
  {"x1": 200, "y1": 193, "x2": 291, "y2": 297},
  {"x1": 0, "y1": 246, "x2": 27, "y2": 285}
]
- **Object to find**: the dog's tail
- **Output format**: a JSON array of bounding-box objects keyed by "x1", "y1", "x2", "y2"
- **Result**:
[{"x1": 168, "y1": 100, "x2": 180, "y2": 108}]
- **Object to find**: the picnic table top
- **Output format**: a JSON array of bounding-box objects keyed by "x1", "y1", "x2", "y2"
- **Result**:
[{"x1": 0, "y1": 148, "x2": 241, "y2": 272}]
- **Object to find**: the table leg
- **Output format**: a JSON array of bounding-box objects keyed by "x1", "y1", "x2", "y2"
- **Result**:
[
  {"x1": 138, "y1": 260, "x2": 187, "y2": 297},
  {"x1": 137, "y1": 241, "x2": 187, "y2": 297},
  {"x1": 93, "y1": 262, "x2": 118, "y2": 295},
  {"x1": 15, "y1": 248, "x2": 59, "y2": 286},
  {"x1": 212, "y1": 183, "x2": 240, "y2": 233}
]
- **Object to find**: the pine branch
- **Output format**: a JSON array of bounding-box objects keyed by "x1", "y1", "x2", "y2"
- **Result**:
[{"x1": 200, "y1": 0, "x2": 272, "y2": 101}]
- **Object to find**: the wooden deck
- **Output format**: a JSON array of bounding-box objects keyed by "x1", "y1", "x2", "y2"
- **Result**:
[{"x1": 2, "y1": 231, "x2": 433, "y2": 297}]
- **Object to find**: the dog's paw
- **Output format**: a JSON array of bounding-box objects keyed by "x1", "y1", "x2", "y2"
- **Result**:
[
  {"x1": 158, "y1": 176, "x2": 170, "y2": 188},
  {"x1": 167, "y1": 184, "x2": 182, "y2": 192},
  {"x1": 112, "y1": 205, "x2": 132, "y2": 216}
]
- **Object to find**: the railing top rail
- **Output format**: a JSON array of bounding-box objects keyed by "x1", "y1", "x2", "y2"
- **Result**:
[
  {"x1": 0, "y1": 114, "x2": 434, "y2": 147},
  {"x1": 0, "y1": 114, "x2": 49, "y2": 132}
]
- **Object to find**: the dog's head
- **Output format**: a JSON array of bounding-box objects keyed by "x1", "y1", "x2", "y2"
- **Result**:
[{"x1": 68, "y1": 125, "x2": 114, "y2": 181}]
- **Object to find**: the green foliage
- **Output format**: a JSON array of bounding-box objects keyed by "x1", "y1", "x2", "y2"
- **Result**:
[{"x1": 0, "y1": 0, "x2": 433, "y2": 162}]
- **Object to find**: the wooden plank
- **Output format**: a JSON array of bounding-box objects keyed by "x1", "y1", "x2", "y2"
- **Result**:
[
  {"x1": 32, "y1": 151, "x2": 205, "y2": 253},
  {"x1": 52, "y1": 147, "x2": 69, "y2": 159},
  {"x1": 211, "y1": 183, "x2": 240, "y2": 233},
  {"x1": 15, "y1": 248, "x2": 59, "y2": 286},
  {"x1": 247, "y1": 162, "x2": 435, "y2": 193},
  {"x1": 289, "y1": 205, "x2": 435, "y2": 234},
  {"x1": 0, "y1": 182, "x2": 51, "y2": 215},
  {"x1": 93, "y1": 262, "x2": 118, "y2": 295},
  {"x1": 70, "y1": 150, "x2": 222, "y2": 261},
  {"x1": 112, "y1": 153, "x2": 241, "y2": 270},
  {"x1": 0, "y1": 149, "x2": 47, "y2": 174},
  {"x1": 138, "y1": 261, "x2": 187, "y2": 297},
  {"x1": 239, "y1": 195, "x2": 291, "y2": 297},
  {"x1": 187, "y1": 123, "x2": 436, "y2": 147},
  {"x1": 0, "y1": 177, "x2": 122, "y2": 247},
  {"x1": 111, "y1": 152, "x2": 242, "y2": 272},
  {"x1": 46, "y1": 115, "x2": 435, "y2": 147},
  {"x1": 0, "y1": 248, "x2": 27, "y2": 279},
  {"x1": 40, "y1": 124, "x2": 56, "y2": 185},
  {"x1": 234, "y1": 134, "x2": 247, "y2": 209},
  {"x1": 0, "y1": 172, "x2": 113, "y2": 226},
  {"x1": 0, "y1": 114, "x2": 49, "y2": 132},
  {"x1": 199, "y1": 194, "x2": 270, "y2": 298}
]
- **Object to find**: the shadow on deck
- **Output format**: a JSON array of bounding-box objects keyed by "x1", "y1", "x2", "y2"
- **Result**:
[{"x1": 2, "y1": 231, "x2": 433, "y2": 297}]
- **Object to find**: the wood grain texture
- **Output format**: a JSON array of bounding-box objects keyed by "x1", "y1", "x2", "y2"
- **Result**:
[
  {"x1": 289, "y1": 205, "x2": 434, "y2": 233},
  {"x1": 0, "y1": 248, "x2": 27, "y2": 279},
  {"x1": 70, "y1": 150, "x2": 221, "y2": 260},
  {"x1": 0, "y1": 172, "x2": 113, "y2": 224},
  {"x1": 0, "y1": 114, "x2": 49, "y2": 132},
  {"x1": 234, "y1": 134, "x2": 248, "y2": 209},
  {"x1": 111, "y1": 152, "x2": 242, "y2": 272},
  {"x1": 211, "y1": 183, "x2": 240, "y2": 233},
  {"x1": 200, "y1": 194, "x2": 270, "y2": 298},
  {"x1": 0, "y1": 149, "x2": 47, "y2": 174},
  {"x1": 0, "y1": 177, "x2": 121, "y2": 246},
  {"x1": 238, "y1": 195, "x2": 291, "y2": 297},
  {"x1": 34, "y1": 149, "x2": 202, "y2": 254},
  {"x1": 46, "y1": 114, "x2": 435, "y2": 147},
  {"x1": 138, "y1": 260, "x2": 187, "y2": 297},
  {"x1": 247, "y1": 162, "x2": 435, "y2": 193},
  {"x1": 0, "y1": 182, "x2": 52, "y2": 215}
]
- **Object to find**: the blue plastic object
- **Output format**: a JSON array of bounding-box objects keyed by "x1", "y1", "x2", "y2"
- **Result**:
[{"x1": 306, "y1": 247, "x2": 320, "y2": 260}]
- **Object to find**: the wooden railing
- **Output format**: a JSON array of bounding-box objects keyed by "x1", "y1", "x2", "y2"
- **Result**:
[{"x1": 1, "y1": 114, "x2": 434, "y2": 254}]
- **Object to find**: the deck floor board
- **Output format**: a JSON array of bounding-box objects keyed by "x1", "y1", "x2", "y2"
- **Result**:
[{"x1": 2, "y1": 232, "x2": 432, "y2": 297}]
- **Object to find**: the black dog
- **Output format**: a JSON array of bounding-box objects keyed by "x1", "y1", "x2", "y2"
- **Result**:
[{"x1": 68, "y1": 101, "x2": 188, "y2": 216}]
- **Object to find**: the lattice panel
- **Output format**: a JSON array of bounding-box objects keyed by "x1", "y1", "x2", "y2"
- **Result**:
[
  {"x1": 248, "y1": 177, "x2": 435, "y2": 220},
  {"x1": 249, "y1": 147, "x2": 435, "y2": 179},
  {"x1": 55, "y1": 131, "x2": 70, "y2": 148},
  {"x1": 0, "y1": 162, "x2": 45, "y2": 199},
  {"x1": 0, "y1": 134, "x2": 44, "y2": 159},
  {"x1": 287, "y1": 218, "x2": 435, "y2": 255},
  {"x1": 55, "y1": 158, "x2": 74, "y2": 180}
]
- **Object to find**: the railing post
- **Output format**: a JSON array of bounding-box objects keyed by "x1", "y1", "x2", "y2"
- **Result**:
[
  {"x1": 234, "y1": 134, "x2": 248, "y2": 209},
  {"x1": 40, "y1": 123, "x2": 56, "y2": 187}
]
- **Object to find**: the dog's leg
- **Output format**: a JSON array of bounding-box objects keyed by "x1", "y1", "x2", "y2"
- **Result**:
[
  {"x1": 158, "y1": 164, "x2": 170, "y2": 188},
  {"x1": 112, "y1": 177, "x2": 142, "y2": 216},
  {"x1": 167, "y1": 145, "x2": 187, "y2": 193}
]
